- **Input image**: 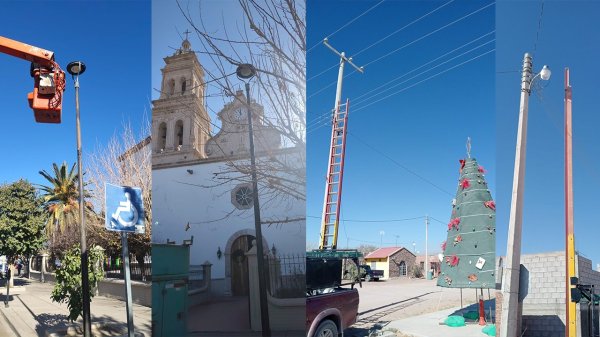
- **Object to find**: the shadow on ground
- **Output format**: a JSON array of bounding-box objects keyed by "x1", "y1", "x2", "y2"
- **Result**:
[
  {"x1": 36, "y1": 313, "x2": 151, "y2": 337},
  {"x1": 448, "y1": 298, "x2": 496, "y2": 323},
  {"x1": 0, "y1": 278, "x2": 32, "y2": 287}
]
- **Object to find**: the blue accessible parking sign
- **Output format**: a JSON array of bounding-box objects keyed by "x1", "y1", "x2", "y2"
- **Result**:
[{"x1": 105, "y1": 183, "x2": 145, "y2": 234}]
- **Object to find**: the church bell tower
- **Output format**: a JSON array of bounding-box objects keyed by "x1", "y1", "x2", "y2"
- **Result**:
[{"x1": 152, "y1": 34, "x2": 211, "y2": 166}]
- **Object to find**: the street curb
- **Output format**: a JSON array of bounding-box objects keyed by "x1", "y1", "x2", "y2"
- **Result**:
[{"x1": 0, "y1": 305, "x2": 22, "y2": 337}]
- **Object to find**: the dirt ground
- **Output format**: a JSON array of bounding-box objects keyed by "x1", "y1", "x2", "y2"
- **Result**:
[{"x1": 345, "y1": 277, "x2": 492, "y2": 336}]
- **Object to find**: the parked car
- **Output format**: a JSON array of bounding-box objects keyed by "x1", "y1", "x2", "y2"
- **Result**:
[
  {"x1": 359, "y1": 264, "x2": 384, "y2": 281},
  {"x1": 306, "y1": 251, "x2": 361, "y2": 337}
]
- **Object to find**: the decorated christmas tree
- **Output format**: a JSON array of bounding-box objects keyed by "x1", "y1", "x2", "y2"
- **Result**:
[{"x1": 437, "y1": 149, "x2": 496, "y2": 289}]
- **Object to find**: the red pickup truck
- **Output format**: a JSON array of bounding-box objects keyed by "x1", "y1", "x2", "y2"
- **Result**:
[
  {"x1": 305, "y1": 250, "x2": 361, "y2": 337},
  {"x1": 306, "y1": 287, "x2": 359, "y2": 337}
]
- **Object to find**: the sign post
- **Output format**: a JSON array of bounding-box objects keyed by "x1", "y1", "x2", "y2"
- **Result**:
[{"x1": 105, "y1": 183, "x2": 145, "y2": 337}]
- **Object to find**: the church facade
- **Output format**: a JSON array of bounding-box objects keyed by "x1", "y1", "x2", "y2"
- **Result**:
[{"x1": 151, "y1": 39, "x2": 305, "y2": 298}]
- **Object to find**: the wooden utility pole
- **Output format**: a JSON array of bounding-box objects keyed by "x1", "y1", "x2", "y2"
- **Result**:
[{"x1": 564, "y1": 67, "x2": 577, "y2": 337}]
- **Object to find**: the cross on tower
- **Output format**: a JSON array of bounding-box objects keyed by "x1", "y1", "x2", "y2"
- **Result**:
[
  {"x1": 466, "y1": 137, "x2": 471, "y2": 158},
  {"x1": 183, "y1": 29, "x2": 191, "y2": 41}
]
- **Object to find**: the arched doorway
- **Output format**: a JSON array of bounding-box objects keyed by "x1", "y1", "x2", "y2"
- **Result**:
[
  {"x1": 399, "y1": 261, "x2": 407, "y2": 276},
  {"x1": 230, "y1": 235, "x2": 255, "y2": 296}
]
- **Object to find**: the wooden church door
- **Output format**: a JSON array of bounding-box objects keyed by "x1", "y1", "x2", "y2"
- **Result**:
[{"x1": 231, "y1": 235, "x2": 254, "y2": 296}]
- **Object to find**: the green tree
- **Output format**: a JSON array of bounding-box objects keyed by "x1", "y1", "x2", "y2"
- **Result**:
[
  {"x1": 38, "y1": 162, "x2": 88, "y2": 239},
  {"x1": 51, "y1": 244, "x2": 104, "y2": 321},
  {"x1": 0, "y1": 179, "x2": 46, "y2": 259}
]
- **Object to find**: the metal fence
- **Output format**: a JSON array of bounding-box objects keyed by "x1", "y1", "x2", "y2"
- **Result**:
[
  {"x1": 103, "y1": 255, "x2": 152, "y2": 282},
  {"x1": 265, "y1": 253, "x2": 305, "y2": 299},
  {"x1": 188, "y1": 265, "x2": 206, "y2": 291}
]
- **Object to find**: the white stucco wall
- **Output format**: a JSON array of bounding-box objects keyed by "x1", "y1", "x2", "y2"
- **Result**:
[{"x1": 152, "y1": 150, "x2": 305, "y2": 280}]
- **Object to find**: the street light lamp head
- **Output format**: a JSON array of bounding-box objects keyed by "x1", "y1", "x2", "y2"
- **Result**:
[
  {"x1": 236, "y1": 63, "x2": 256, "y2": 80},
  {"x1": 540, "y1": 65, "x2": 551, "y2": 81},
  {"x1": 67, "y1": 61, "x2": 86, "y2": 76}
]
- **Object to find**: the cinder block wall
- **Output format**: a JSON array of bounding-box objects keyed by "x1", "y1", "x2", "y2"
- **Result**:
[
  {"x1": 497, "y1": 252, "x2": 600, "y2": 337},
  {"x1": 577, "y1": 255, "x2": 600, "y2": 290},
  {"x1": 520, "y1": 251, "x2": 566, "y2": 337}
]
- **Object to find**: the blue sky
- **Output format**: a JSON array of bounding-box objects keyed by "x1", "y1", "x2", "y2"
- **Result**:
[
  {"x1": 152, "y1": 0, "x2": 246, "y2": 123},
  {"x1": 306, "y1": 0, "x2": 495, "y2": 254},
  {"x1": 497, "y1": 1, "x2": 600, "y2": 267},
  {"x1": 0, "y1": 1, "x2": 150, "y2": 187}
]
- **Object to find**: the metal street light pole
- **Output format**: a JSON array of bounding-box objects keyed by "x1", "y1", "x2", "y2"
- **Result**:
[
  {"x1": 237, "y1": 63, "x2": 271, "y2": 337},
  {"x1": 500, "y1": 53, "x2": 550, "y2": 337},
  {"x1": 67, "y1": 61, "x2": 91, "y2": 337}
]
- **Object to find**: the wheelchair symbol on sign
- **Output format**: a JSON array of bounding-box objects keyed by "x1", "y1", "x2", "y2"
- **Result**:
[{"x1": 111, "y1": 192, "x2": 139, "y2": 228}]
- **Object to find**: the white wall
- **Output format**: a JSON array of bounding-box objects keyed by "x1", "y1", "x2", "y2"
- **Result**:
[{"x1": 152, "y1": 150, "x2": 305, "y2": 279}]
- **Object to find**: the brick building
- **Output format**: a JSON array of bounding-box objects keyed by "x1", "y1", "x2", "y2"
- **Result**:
[
  {"x1": 415, "y1": 254, "x2": 442, "y2": 277},
  {"x1": 364, "y1": 247, "x2": 416, "y2": 279}
]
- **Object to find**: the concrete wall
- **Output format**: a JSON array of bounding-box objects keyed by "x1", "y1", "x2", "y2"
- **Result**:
[
  {"x1": 267, "y1": 296, "x2": 305, "y2": 331},
  {"x1": 97, "y1": 279, "x2": 151, "y2": 307},
  {"x1": 519, "y1": 251, "x2": 566, "y2": 337},
  {"x1": 28, "y1": 270, "x2": 151, "y2": 307},
  {"x1": 152, "y1": 149, "x2": 306, "y2": 282},
  {"x1": 497, "y1": 251, "x2": 600, "y2": 337}
]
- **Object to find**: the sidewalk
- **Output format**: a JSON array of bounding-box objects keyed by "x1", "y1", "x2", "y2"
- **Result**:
[
  {"x1": 0, "y1": 276, "x2": 151, "y2": 337},
  {"x1": 386, "y1": 303, "x2": 495, "y2": 337}
]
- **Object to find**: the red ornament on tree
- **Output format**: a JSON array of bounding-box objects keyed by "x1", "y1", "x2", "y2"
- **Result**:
[
  {"x1": 484, "y1": 200, "x2": 496, "y2": 211},
  {"x1": 461, "y1": 179, "x2": 470, "y2": 190}
]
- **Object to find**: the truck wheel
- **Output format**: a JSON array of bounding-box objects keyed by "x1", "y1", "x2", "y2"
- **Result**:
[
  {"x1": 366, "y1": 274, "x2": 372, "y2": 282},
  {"x1": 314, "y1": 319, "x2": 338, "y2": 337}
]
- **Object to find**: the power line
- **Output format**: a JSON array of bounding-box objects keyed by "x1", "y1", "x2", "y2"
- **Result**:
[
  {"x1": 306, "y1": 35, "x2": 495, "y2": 131},
  {"x1": 348, "y1": 132, "x2": 454, "y2": 196},
  {"x1": 352, "y1": 48, "x2": 494, "y2": 113},
  {"x1": 533, "y1": 1, "x2": 545, "y2": 55},
  {"x1": 307, "y1": 48, "x2": 494, "y2": 134},
  {"x1": 354, "y1": 0, "x2": 456, "y2": 58},
  {"x1": 307, "y1": 215, "x2": 425, "y2": 223},
  {"x1": 306, "y1": 0, "x2": 386, "y2": 53},
  {"x1": 307, "y1": 2, "x2": 494, "y2": 100},
  {"x1": 354, "y1": 38, "x2": 494, "y2": 106},
  {"x1": 363, "y1": 2, "x2": 494, "y2": 67},
  {"x1": 308, "y1": 0, "x2": 456, "y2": 82}
]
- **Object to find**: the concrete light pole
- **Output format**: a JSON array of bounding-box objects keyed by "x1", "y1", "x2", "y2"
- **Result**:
[
  {"x1": 67, "y1": 61, "x2": 91, "y2": 337},
  {"x1": 236, "y1": 63, "x2": 271, "y2": 337},
  {"x1": 425, "y1": 215, "x2": 429, "y2": 277},
  {"x1": 500, "y1": 53, "x2": 550, "y2": 337}
]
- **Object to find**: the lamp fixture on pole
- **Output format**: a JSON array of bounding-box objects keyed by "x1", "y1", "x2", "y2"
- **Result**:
[
  {"x1": 236, "y1": 62, "x2": 271, "y2": 337},
  {"x1": 67, "y1": 60, "x2": 91, "y2": 337}
]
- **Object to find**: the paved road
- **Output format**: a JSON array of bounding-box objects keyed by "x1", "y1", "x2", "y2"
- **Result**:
[{"x1": 344, "y1": 278, "x2": 488, "y2": 336}]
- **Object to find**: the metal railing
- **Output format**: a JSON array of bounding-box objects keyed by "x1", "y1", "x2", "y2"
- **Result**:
[
  {"x1": 265, "y1": 253, "x2": 305, "y2": 299},
  {"x1": 103, "y1": 256, "x2": 152, "y2": 282}
]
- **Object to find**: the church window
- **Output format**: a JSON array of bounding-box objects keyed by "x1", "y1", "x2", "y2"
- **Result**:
[
  {"x1": 181, "y1": 78, "x2": 186, "y2": 95},
  {"x1": 175, "y1": 120, "x2": 184, "y2": 147},
  {"x1": 168, "y1": 79, "x2": 175, "y2": 96},
  {"x1": 231, "y1": 184, "x2": 253, "y2": 209},
  {"x1": 158, "y1": 122, "x2": 167, "y2": 152}
]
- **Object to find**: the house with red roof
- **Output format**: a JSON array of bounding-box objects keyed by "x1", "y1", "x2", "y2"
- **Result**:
[{"x1": 364, "y1": 247, "x2": 416, "y2": 279}]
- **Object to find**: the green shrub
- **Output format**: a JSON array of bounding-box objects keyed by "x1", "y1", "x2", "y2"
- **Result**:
[{"x1": 50, "y1": 245, "x2": 105, "y2": 321}]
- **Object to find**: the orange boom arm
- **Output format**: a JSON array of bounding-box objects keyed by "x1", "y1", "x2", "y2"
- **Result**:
[{"x1": 0, "y1": 35, "x2": 65, "y2": 123}]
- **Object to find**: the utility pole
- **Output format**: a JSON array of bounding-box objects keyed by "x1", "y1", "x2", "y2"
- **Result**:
[
  {"x1": 564, "y1": 68, "x2": 576, "y2": 337},
  {"x1": 318, "y1": 38, "x2": 364, "y2": 250},
  {"x1": 500, "y1": 53, "x2": 532, "y2": 337},
  {"x1": 425, "y1": 215, "x2": 429, "y2": 277}
]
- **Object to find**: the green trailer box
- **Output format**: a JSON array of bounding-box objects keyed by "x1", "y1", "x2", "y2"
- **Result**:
[{"x1": 152, "y1": 244, "x2": 190, "y2": 337}]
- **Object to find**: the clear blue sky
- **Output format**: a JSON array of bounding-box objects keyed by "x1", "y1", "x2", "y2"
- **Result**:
[
  {"x1": 497, "y1": 1, "x2": 600, "y2": 267},
  {"x1": 306, "y1": 1, "x2": 495, "y2": 254},
  {"x1": 0, "y1": 1, "x2": 150, "y2": 187},
  {"x1": 152, "y1": 0, "x2": 246, "y2": 127}
]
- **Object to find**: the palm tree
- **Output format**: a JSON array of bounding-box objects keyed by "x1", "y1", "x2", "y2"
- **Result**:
[{"x1": 38, "y1": 162, "x2": 87, "y2": 238}]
